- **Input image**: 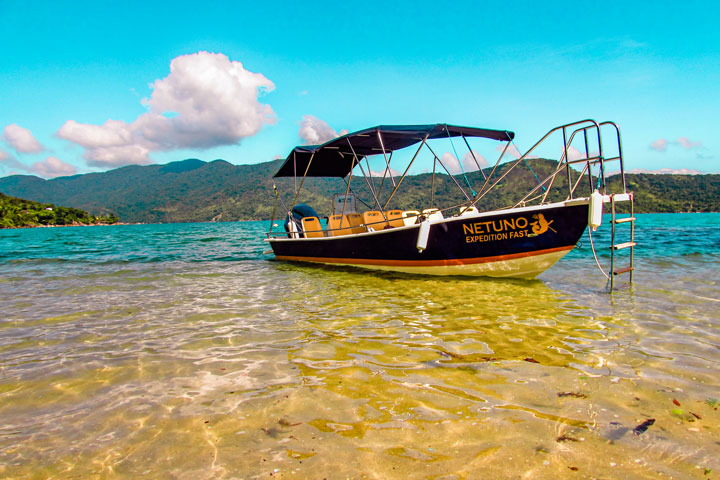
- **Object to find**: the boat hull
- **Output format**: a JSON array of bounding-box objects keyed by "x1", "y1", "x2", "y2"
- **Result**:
[{"x1": 268, "y1": 203, "x2": 589, "y2": 278}]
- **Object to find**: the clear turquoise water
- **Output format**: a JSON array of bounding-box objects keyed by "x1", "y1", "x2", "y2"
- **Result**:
[{"x1": 1, "y1": 214, "x2": 718, "y2": 479}]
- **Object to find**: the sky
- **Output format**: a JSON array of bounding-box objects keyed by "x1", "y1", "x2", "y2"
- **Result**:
[{"x1": 1, "y1": 0, "x2": 718, "y2": 179}]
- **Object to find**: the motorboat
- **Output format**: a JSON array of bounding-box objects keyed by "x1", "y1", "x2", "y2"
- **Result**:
[{"x1": 265, "y1": 120, "x2": 635, "y2": 285}]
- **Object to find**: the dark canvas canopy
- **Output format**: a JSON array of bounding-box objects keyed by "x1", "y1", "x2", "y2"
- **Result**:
[{"x1": 273, "y1": 124, "x2": 515, "y2": 178}]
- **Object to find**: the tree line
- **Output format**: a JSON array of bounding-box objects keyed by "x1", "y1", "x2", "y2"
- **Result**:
[{"x1": 0, "y1": 193, "x2": 119, "y2": 228}]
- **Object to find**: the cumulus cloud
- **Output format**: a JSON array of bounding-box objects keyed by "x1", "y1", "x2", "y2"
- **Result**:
[
  {"x1": 676, "y1": 137, "x2": 702, "y2": 149},
  {"x1": 30, "y1": 156, "x2": 78, "y2": 178},
  {"x1": 564, "y1": 146, "x2": 586, "y2": 161},
  {"x1": 650, "y1": 137, "x2": 702, "y2": 153},
  {"x1": 439, "y1": 152, "x2": 487, "y2": 175},
  {"x1": 463, "y1": 150, "x2": 489, "y2": 171},
  {"x1": 0, "y1": 152, "x2": 77, "y2": 178},
  {"x1": 496, "y1": 143, "x2": 523, "y2": 159},
  {"x1": 367, "y1": 166, "x2": 402, "y2": 177},
  {"x1": 440, "y1": 152, "x2": 461, "y2": 174},
  {"x1": 650, "y1": 139, "x2": 668, "y2": 152},
  {"x1": 3, "y1": 124, "x2": 44, "y2": 153},
  {"x1": 298, "y1": 115, "x2": 348, "y2": 145},
  {"x1": 58, "y1": 51, "x2": 275, "y2": 167}
]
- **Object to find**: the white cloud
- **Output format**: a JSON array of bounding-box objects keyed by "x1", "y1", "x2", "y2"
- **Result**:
[
  {"x1": 442, "y1": 150, "x2": 490, "y2": 174},
  {"x1": 58, "y1": 51, "x2": 275, "y2": 167},
  {"x1": 462, "y1": 150, "x2": 488, "y2": 171},
  {"x1": 650, "y1": 138, "x2": 668, "y2": 152},
  {"x1": 676, "y1": 137, "x2": 702, "y2": 149},
  {"x1": 30, "y1": 156, "x2": 77, "y2": 178},
  {"x1": 0, "y1": 152, "x2": 77, "y2": 178},
  {"x1": 616, "y1": 168, "x2": 706, "y2": 175},
  {"x1": 650, "y1": 137, "x2": 703, "y2": 153},
  {"x1": 496, "y1": 143, "x2": 523, "y2": 159},
  {"x1": 59, "y1": 119, "x2": 133, "y2": 149},
  {"x1": 3, "y1": 124, "x2": 44, "y2": 153},
  {"x1": 437, "y1": 152, "x2": 458, "y2": 174},
  {"x1": 564, "y1": 146, "x2": 586, "y2": 161},
  {"x1": 298, "y1": 115, "x2": 348, "y2": 145},
  {"x1": 368, "y1": 166, "x2": 402, "y2": 177}
]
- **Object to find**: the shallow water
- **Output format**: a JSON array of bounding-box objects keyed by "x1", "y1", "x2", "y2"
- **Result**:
[{"x1": 1, "y1": 214, "x2": 718, "y2": 479}]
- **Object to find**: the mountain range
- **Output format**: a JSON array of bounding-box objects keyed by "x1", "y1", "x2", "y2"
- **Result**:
[{"x1": 1, "y1": 158, "x2": 718, "y2": 223}]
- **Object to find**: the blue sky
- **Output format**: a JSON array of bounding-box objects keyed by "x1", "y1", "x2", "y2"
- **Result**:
[{"x1": 1, "y1": 0, "x2": 718, "y2": 178}]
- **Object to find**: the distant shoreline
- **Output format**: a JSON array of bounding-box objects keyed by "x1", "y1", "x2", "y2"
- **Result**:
[
  {"x1": 3, "y1": 222, "x2": 130, "y2": 230},
  {"x1": 4, "y1": 212, "x2": 718, "y2": 231}
]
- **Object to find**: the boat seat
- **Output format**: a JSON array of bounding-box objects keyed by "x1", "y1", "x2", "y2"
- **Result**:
[
  {"x1": 386, "y1": 210, "x2": 404, "y2": 228},
  {"x1": 345, "y1": 213, "x2": 367, "y2": 234},
  {"x1": 459, "y1": 206, "x2": 478, "y2": 216},
  {"x1": 363, "y1": 211, "x2": 388, "y2": 231},
  {"x1": 402, "y1": 210, "x2": 420, "y2": 226},
  {"x1": 327, "y1": 214, "x2": 352, "y2": 236},
  {"x1": 422, "y1": 208, "x2": 444, "y2": 222},
  {"x1": 300, "y1": 216, "x2": 324, "y2": 238}
]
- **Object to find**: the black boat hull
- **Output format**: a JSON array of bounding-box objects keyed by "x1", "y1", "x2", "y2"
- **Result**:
[{"x1": 268, "y1": 202, "x2": 590, "y2": 278}]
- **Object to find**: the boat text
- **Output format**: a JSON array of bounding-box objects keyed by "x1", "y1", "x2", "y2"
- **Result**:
[{"x1": 463, "y1": 214, "x2": 554, "y2": 243}]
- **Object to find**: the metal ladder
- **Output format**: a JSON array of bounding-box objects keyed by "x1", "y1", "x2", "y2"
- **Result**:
[
  {"x1": 609, "y1": 192, "x2": 636, "y2": 290},
  {"x1": 502, "y1": 119, "x2": 637, "y2": 290}
]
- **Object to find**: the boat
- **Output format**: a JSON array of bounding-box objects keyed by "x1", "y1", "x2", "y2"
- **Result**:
[{"x1": 265, "y1": 120, "x2": 635, "y2": 286}]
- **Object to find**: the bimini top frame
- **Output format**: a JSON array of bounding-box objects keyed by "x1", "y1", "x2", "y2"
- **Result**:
[
  {"x1": 268, "y1": 119, "x2": 628, "y2": 239},
  {"x1": 273, "y1": 124, "x2": 515, "y2": 179}
]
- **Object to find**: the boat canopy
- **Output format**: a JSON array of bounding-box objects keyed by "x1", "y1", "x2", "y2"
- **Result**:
[{"x1": 273, "y1": 124, "x2": 515, "y2": 178}]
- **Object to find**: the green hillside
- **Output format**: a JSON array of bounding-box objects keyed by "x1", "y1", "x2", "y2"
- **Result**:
[
  {"x1": 0, "y1": 159, "x2": 282, "y2": 223},
  {"x1": 0, "y1": 193, "x2": 118, "y2": 228},
  {"x1": 0, "y1": 158, "x2": 718, "y2": 224},
  {"x1": 607, "y1": 174, "x2": 720, "y2": 213}
]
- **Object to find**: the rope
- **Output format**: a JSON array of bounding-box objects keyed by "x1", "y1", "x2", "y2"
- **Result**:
[
  {"x1": 587, "y1": 227, "x2": 610, "y2": 280},
  {"x1": 595, "y1": 161, "x2": 605, "y2": 190}
]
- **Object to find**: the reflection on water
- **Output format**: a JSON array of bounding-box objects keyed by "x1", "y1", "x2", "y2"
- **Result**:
[{"x1": 0, "y1": 217, "x2": 719, "y2": 479}]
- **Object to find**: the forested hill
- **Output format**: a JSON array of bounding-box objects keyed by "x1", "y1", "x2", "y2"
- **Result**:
[
  {"x1": 0, "y1": 193, "x2": 118, "y2": 228},
  {"x1": 0, "y1": 158, "x2": 718, "y2": 223},
  {"x1": 616, "y1": 174, "x2": 720, "y2": 213},
  {"x1": 0, "y1": 159, "x2": 283, "y2": 223}
]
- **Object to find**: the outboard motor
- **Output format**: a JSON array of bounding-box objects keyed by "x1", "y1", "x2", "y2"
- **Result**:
[{"x1": 284, "y1": 204, "x2": 319, "y2": 238}]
